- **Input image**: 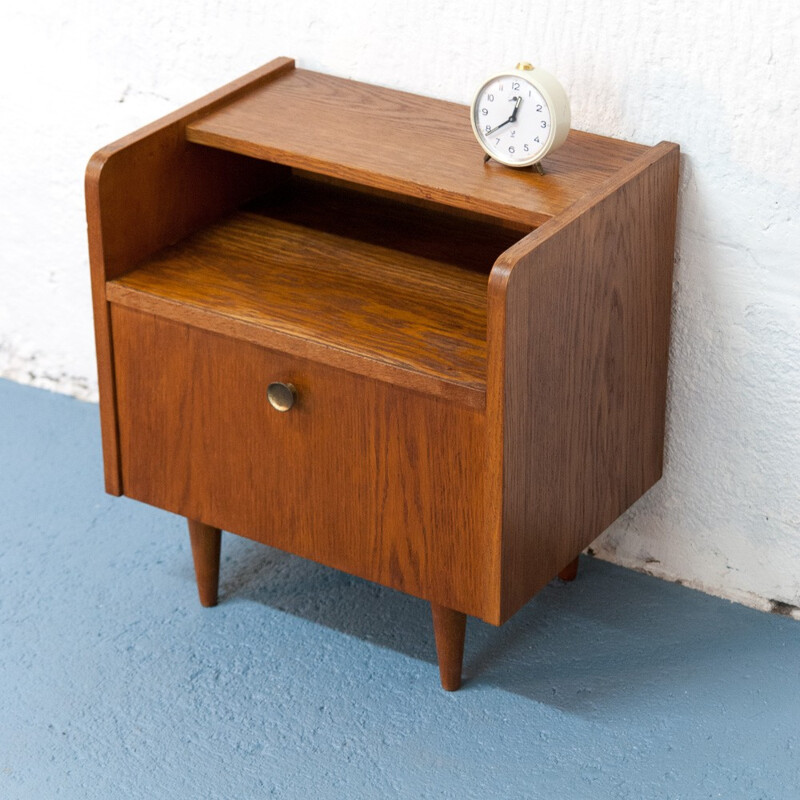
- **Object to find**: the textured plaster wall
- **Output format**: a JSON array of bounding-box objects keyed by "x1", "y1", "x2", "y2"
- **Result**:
[{"x1": 1, "y1": 1, "x2": 798, "y2": 613}]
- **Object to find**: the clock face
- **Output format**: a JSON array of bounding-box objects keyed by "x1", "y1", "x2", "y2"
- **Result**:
[{"x1": 472, "y1": 75, "x2": 553, "y2": 166}]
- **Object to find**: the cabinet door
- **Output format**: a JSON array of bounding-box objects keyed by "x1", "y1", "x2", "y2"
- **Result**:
[{"x1": 111, "y1": 305, "x2": 491, "y2": 619}]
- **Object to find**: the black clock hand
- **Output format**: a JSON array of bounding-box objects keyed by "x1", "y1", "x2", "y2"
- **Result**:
[
  {"x1": 486, "y1": 118, "x2": 512, "y2": 135},
  {"x1": 486, "y1": 96, "x2": 522, "y2": 135}
]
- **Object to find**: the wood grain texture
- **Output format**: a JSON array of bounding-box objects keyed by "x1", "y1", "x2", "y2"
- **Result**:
[
  {"x1": 111, "y1": 306, "x2": 491, "y2": 620},
  {"x1": 186, "y1": 68, "x2": 648, "y2": 228},
  {"x1": 85, "y1": 56, "x2": 295, "y2": 495},
  {"x1": 107, "y1": 176, "x2": 516, "y2": 408},
  {"x1": 487, "y1": 142, "x2": 680, "y2": 623},
  {"x1": 188, "y1": 519, "x2": 222, "y2": 607},
  {"x1": 430, "y1": 603, "x2": 467, "y2": 691}
]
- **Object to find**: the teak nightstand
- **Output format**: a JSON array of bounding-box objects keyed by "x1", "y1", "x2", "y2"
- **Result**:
[{"x1": 86, "y1": 57, "x2": 679, "y2": 690}]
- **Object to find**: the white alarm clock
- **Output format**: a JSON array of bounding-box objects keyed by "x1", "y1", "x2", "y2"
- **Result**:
[{"x1": 470, "y1": 62, "x2": 571, "y2": 169}]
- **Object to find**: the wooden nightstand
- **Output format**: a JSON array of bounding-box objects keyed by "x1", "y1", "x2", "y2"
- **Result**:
[{"x1": 86, "y1": 57, "x2": 679, "y2": 690}]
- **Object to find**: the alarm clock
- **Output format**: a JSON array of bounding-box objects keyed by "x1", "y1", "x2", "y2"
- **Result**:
[{"x1": 470, "y1": 62, "x2": 570, "y2": 169}]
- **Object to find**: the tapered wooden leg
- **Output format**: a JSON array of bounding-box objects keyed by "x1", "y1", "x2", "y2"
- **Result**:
[
  {"x1": 558, "y1": 556, "x2": 580, "y2": 582},
  {"x1": 187, "y1": 519, "x2": 221, "y2": 607},
  {"x1": 431, "y1": 602, "x2": 467, "y2": 691}
]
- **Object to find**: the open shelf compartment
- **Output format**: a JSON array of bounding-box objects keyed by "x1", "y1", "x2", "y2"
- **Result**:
[{"x1": 106, "y1": 174, "x2": 521, "y2": 407}]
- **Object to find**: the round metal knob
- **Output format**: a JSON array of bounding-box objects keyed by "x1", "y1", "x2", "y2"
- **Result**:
[{"x1": 267, "y1": 382, "x2": 296, "y2": 412}]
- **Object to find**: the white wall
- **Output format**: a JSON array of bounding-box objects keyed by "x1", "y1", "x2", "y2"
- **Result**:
[{"x1": 1, "y1": 0, "x2": 798, "y2": 615}]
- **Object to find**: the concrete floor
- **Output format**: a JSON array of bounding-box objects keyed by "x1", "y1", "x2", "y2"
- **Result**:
[{"x1": 1, "y1": 376, "x2": 798, "y2": 799}]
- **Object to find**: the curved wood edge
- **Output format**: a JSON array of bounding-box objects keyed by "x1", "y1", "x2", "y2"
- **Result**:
[
  {"x1": 488, "y1": 141, "x2": 680, "y2": 289},
  {"x1": 85, "y1": 56, "x2": 295, "y2": 280},
  {"x1": 85, "y1": 57, "x2": 295, "y2": 182},
  {"x1": 431, "y1": 602, "x2": 467, "y2": 691},
  {"x1": 486, "y1": 141, "x2": 680, "y2": 623},
  {"x1": 188, "y1": 519, "x2": 222, "y2": 607},
  {"x1": 85, "y1": 57, "x2": 295, "y2": 496}
]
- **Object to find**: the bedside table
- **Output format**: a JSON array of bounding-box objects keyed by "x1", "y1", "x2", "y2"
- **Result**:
[{"x1": 86, "y1": 57, "x2": 679, "y2": 690}]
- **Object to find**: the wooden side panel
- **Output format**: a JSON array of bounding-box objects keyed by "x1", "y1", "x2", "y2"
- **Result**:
[
  {"x1": 488, "y1": 142, "x2": 680, "y2": 623},
  {"x1": 110, "y1": 306, "x2": 492, "y2": 620},
  {"x1": 85, "y1": 56, "x2": 295, "y2": 495}
]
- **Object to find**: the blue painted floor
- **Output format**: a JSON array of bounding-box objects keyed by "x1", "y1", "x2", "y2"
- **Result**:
[{"x1": 1, "y1": 376, "x2": 798, "y2": 799}]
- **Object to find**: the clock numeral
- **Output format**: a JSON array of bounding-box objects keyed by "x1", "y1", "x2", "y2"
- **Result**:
[
  {"x1": 510, "y1": 129, "x2": 516, "y2": 137},
  {"x1": 512, "y1": 81, "x2": 520, "y2": 90},
  {"x1": 508, "y1": 145, "x2": 516, "y2": 154},
  {"x1": 495, "y1": 137, "x2": 501, "y2": 145},
  {"x1": 485, "y1": 124, "x2": 491, "y2": 133},
  {"x1": 481, "y1": 108, "x2": 488, "y2": 116},
  {"x1": 534, "y1": 136, "x2": 540, "y2": 143},
  {"x1": 540, "y1": 120, "x2": 547, "y2": 128},
  {"x1": 488, "y1": 93, "x2": 495, "y2": 102},
  {"x1": 536, "y1": 104, "x2": 543, "y2": 112},
  {"x1": 523, "y1": 143, "x2": 529, "y2": 152}
]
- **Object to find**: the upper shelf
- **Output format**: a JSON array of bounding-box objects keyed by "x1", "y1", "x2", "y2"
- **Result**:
[{"x1": 186, "y1": 67, "x2": 649, "y2": 228}]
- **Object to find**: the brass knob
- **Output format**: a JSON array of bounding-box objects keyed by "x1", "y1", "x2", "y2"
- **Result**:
[
  {"x1": 516, "y1": 61, "x2": 534, "y2": 71},
  {"x1": 267, "y1": 382, "x2": 296, "y2": 412}
]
